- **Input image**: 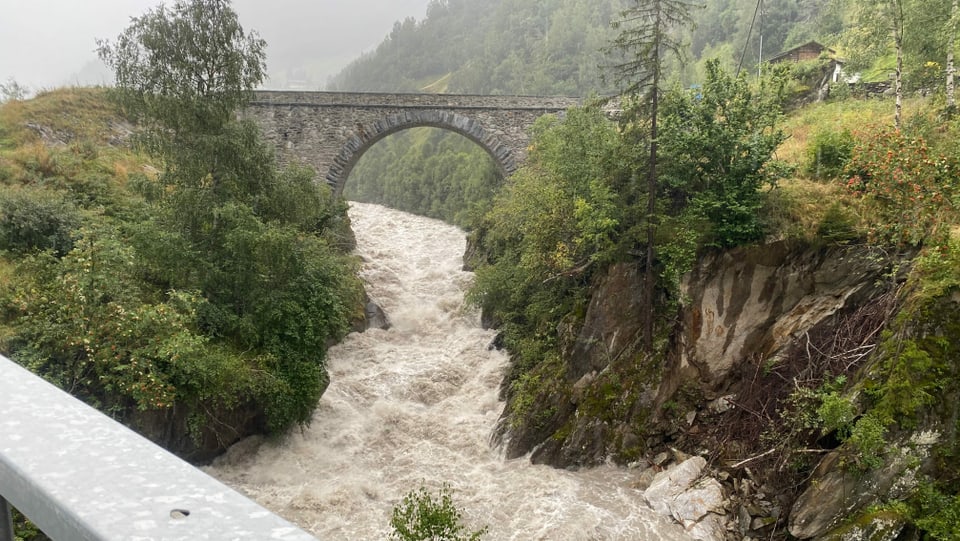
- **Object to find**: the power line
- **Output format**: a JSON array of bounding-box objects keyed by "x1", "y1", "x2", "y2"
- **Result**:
[{"x1": 736, "y1": 0, "x2": 763, "y2": 77}]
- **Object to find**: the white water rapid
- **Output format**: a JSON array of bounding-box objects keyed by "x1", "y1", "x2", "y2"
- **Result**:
[{"x1": 208, "y1": 202, "x2": 692, "y2": 541}]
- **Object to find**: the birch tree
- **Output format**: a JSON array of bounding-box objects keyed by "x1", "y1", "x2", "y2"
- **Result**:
[
  {"x1": 948, "y1": 0, "x2": 958, "y2": 111},
  {"x1": 842, "y1": 0, "x2": 908, "y2": 129}
]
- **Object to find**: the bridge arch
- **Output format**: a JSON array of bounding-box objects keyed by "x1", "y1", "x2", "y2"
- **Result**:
[
  {"x1": 327, "y1": 111, "x2": 516, "y2": 197},
  {"x1": 245, "y1": 91, "x2": 582, "y2": 198}
]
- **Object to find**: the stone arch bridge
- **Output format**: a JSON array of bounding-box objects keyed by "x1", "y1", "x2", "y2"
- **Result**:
[{"x1": 246, "y1": 91, "x2": 582, "y2": 197}]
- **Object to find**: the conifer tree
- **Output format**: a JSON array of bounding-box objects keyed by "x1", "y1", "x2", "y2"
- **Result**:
[{"x1": 607, "y1": 0, "x2": 697, "y2": 350}]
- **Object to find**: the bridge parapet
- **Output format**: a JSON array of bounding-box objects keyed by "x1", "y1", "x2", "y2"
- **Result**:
[
  {"x1": 251, "y1": 90, "x2": 580, "y2": 111},
  {"x1": 0, "y1": 354, "x2": 317, "y2": 541}
]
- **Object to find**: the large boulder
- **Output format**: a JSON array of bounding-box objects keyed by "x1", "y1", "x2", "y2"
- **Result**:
[{"x1": 643, "y1": 457, "x2": 728, "y2": 541}]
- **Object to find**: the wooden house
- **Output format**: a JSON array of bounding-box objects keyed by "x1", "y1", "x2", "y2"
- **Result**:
[{"x1": 768, "y1": 41, "x2": 835, "y2": 65}]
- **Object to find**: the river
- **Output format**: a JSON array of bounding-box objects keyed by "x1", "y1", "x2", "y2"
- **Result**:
[{"x1": 207, "y1": 202, "x2": 691, "y2": 541}]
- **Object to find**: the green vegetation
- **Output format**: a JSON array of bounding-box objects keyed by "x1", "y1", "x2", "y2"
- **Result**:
[
  {"x1": 608, "y1": 0, "x2": 698, "y2": 349},
  {"x1": 805, "y1": 127, "x2": 854, "y2": 180},
  {"x1": 456, "y1": 3, "x2": 960, "y2": 529},
  {"x1": 766, "y1": 101, "x2": 960, "y2": 533},
  {"x1": 658, "y1": 61, "x2": 787, "y2": 250},
  {"x1": 390, "y1": 484, "x2": 488, "y2": 541},
  {"x1": 10, "y1": 508, "x2": 47, "y2": 541},
  {"x1": 345, "y1": 128, "x2": 500, "y2": 228},
  {"x1": 346, "y1": 0, "x2": 960, "y2": 534},
  {"x1": 0, "y1": 0, "x2": 362, "y2": 458},
  {"x1": 912, "y1": 483, "x2": 960, "y2": 540},
  {"x1": 845, "y1": 128, "x2": 958, "y2": 246},
  {"x1": 469, "y1": 63, "x2": 787, "y2": 445},
  {"x1": 468, "y1": 106, "x2": 623, "y2": 371},
  {"x1": 334, "y1": 0, "x2": 629, "y2": 227},
  {"x1": 330, "y1": 0, "x2": 958, "y2": 228},
  {"x1": 329, "y1": 0, "x2": 621, "y2": 96},
  {"x1": 3, "y1": 0, "x2": 960, "y2": 537}
]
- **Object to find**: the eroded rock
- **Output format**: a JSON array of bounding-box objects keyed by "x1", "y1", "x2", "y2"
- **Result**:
[
  {"x1": 643, "y1": 457, "x2": 729, "y2": 541},
  {"x1": 789, "y1": 431, "x2": 939, "y2": 539},
  {"x1": 644, "y1": 456, "x2": 707, "y2": 515},
  {"x1": 567, "y1": 262, "x2": 646, "y2": 380},
  {"x1": 677, "y1": 242, "x2": 894, "y2": 390},
  {"x1": 364, "y1": 300, "x2": 390, "y2": 330}
]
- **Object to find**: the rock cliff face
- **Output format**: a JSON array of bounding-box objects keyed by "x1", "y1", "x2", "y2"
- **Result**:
[
  {"x1": 497, "y1": 240, "x2": 922, "y2": 538},
  {"x1": 787, "y1": 432, "x2": 936, "y2": 539},
  {"x1": 668, "y1": 240, "x2": 892, "y2": 397},
  {"x1": 502, "y1": 241, "x2": 898, "y2": 465},
  {"x1": 129, "y1": 402, "x2": 267, "y2": 463},
  {"x1": 787, "y1": 290, "x2": 960, "y2": 540},
  {"x1": 567, "y1": 261, "x2": 648, "y2": 382}
]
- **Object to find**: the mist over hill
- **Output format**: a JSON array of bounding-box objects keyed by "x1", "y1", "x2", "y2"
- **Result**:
[
  {"x1": 328, "y1": 0, "x2": 838, "y2": 95},
  {"x1": 329, "y1": 0, "x2": 835, "y2": 225}
]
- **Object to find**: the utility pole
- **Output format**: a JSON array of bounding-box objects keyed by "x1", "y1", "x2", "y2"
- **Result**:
[{"x1": 736, "y1": 0, "x2": 764, "y2": 77}]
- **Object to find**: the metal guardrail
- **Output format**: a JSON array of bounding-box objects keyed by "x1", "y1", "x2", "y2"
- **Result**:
[{"x1": 0, "y1": 354, "x2": 318, "y2": 541}]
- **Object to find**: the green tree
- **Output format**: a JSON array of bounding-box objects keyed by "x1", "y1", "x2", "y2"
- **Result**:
[
  {"x1": 658, "y1": 60, "x2": 786, "y2": 249},
  {"x1": 606, "y1": 0, "x2": 697, "y2": 350},
  {"x1": 390, "y1": 485, "x2": 487, "y2": 541},
  {"x1": 97, "y1": 0, "x2": 265, "y2": 169},
  {"x1": 7, "y1": 226, "x2": 210, "y2": 414},
  {"x1": 92, "y1": 0, "x2": 363, "y2": 434},
  {"x1": 841, "y1": 0, "x2": 918, "y2": 129},
  {"x1": 469, "y1": 106, "x2": 623, "y2": 392},
  {"x1": 0, "y1": 187, "x2": 80, "y2": 256},
  {"x1": 345, "y1": 128, "x2": 501, "y2": 228},
  {"x1": 903, "y1": 0, "x2": 958, "y2": 100}
]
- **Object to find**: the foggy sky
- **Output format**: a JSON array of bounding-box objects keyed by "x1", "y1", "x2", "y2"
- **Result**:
[{"x1": 0, "y1": 0, "x2": 432, "y2": 92}]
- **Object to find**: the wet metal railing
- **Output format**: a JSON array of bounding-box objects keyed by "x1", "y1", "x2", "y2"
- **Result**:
[{"x1": 0, "y1": 354, "x2": 318, "y2": 541}]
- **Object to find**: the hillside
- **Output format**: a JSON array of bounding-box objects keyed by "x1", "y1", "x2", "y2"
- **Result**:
[
  {"x1": 0, "y1": 88, "x2": 364, "y2": 461},
  {"x1": 333, "y1": 0, "x2": 957, "y2": 230},
  {"x1": 328, "y1": 0, "x2": 621, "y2": 95},
  {"x1": 452, "y1": 55, "x2": 960, "y2": 532},
  {"x1": 329, "y1": 0, "x2": 842, "y2": 96}
]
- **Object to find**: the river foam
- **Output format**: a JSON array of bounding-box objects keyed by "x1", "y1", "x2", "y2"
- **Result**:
[{"x1": 207, "y1": 202, "x2": 691, "y2": 541}]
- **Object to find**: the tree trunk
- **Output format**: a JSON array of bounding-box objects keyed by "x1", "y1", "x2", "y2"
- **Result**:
[
  {"x1": 948, "y1": 0, "x2": 958, "y2": 112},
  {"x1": 895, "y1": 37, "x2": 903, "y2": 130},
  {"x1": 894, "y1": 0, "x2": 904, "y2": 131},
  {"x1": 643, "y1": 38, "x2": 660, "y2": 352}
]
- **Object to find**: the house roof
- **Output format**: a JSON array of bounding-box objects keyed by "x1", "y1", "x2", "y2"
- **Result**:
[{"x1": 767, "y1": 40, "x2": 836, "y2": 63}]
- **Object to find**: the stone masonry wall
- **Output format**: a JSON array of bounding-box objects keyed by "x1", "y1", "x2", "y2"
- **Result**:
[{"x1": 245, "y1": 91, "x2": 581, "y2": 195}]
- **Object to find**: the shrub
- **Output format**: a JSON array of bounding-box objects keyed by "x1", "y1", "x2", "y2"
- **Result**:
[
  {"x1": 659, "y1": 60, "x2": 786, "y2": 248},
  {"x1": 844, "y1": 129, "x2": 957, "y2": 246},
  {"x1": 816, "y1": 202, "x2": 860, "y2": 244},
  {"x1": 847, "y1": 413, "x2": 886, "y2": 470},
  {"x1": 0, "y1": 187, "x2": 80, "y2": 255},
  {"x1": 806, "y1": 129, "x2": 854, "y2": 180},
  {"x1": 390, "y1": 485, "x2": 487, "y2": 541},
  {"x1": 912, "y1": 483, "x2": 960, "y2": 540}
]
